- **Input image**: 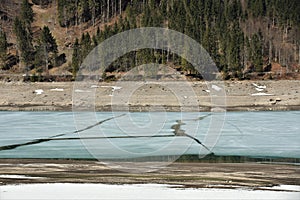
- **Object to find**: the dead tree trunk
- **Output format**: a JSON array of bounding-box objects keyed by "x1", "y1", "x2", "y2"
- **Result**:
[
  {"x1": 119, "y1": 0, "x2": 122, "y2": 15},
  {"x1": 107, "y1": 0, "x2": 110, "y2": 21}
]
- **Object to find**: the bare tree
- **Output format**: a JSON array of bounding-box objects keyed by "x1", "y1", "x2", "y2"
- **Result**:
[
  {"x1": 298, "y1": 45, "x2": 300, "y2": 65},
  {"x1": 107, "y1": 0, "x2": 110, "y2": 21},
  {"x1": 119, "y1": 0, "x2": 122, "y2": 15},
  {"x1": 90, "y1": 0, "x2": 96, "y2": 27},
  {"x1": 114, "y1": 0, "x2": 117, "y2": 17},
  {"x1": 75, "y1": 0, "x2": 78, "y2": 26}
]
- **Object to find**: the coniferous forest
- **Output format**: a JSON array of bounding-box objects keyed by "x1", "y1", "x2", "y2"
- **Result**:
[{"x1": 0, "y1": 0, "x2": 299, "y2": 81}]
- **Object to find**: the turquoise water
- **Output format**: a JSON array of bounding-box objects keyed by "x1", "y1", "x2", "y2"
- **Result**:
[{"x1": 0, "y1": 111, "x2": 299, "y2": 159}]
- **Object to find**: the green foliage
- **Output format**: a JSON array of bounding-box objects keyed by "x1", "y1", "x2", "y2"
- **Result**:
[
  {"x1": 72, "y1": 38, "x2": 80, "y2": 77},
  {"x1": 21, "y1": 0, "x2": 34, "y2": 28},
  {"x1": 247, "y1": 0, "x2": 266, "y2": 18},
  {"x1": 0, "y1": 30, "x2": 8, "y2": 69},
  {"x1": 80, "y1": 32, "x2": 92, "y2": 58},
  {"x1": 14, "y1": 0, "x2": 61, "y2": 73},
  {"x1": 57, "y1": 0, "x2": 77, "y2": 27},
  {"x1": 70, "y1": 33, "x2": 93, "y2": 77},
  {"x1": 67, "y1": 0, "x2": 299, "y2": 79},
  {"x1": 13, "y1": 17, "x2": 34, "y2": 66},
  {"x1": 247, "y1": 0, "x2": 300, "y2": 26},
  {"x1": 13, "y1": 0, "x2": 35, "y2": 69},
  {"x1": 125, "y1": 4, "x2": 137, "y2": 28},
  {"x1": 40, "y1": 26, "x2": 58, "y2": 54},
  {"x1": 35, "y1": 26, "x2": 58, "y2": 72},
  {"x1": 251, "y1": 33, "x2": 263, "y2": 72},
  {"x1": 32, "y1": 0, "x2": 52, "y2": 7},
  {"x1": 227, "y1": 21, "x2": 244, "y2": 72},
  {"x1": 0, "y1": 31, "x2": 8, "y2": 52},
  {"x1": 32, "y1": 0, "x2": 51, "y2": 4}
]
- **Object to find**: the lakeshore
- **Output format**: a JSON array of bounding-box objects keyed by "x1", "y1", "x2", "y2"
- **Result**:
[
  {"x1": 0, "y1": 158, "x2": 299, "y2": 188},
  {"x1": 0, "y1": 80, "x2": 299, "y2": 111}
]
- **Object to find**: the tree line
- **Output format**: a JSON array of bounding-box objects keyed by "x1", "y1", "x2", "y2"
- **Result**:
[
  {"x1": 1, "y1": 0, "x2": 299, "y2": 80},
  {"x1": 0, "y1": 0, "x2": 61, "y2": 75},
  {"x1": 57, "y1": 0, "x2": 125, "y2": 27},
  {"x1": 70, "y1": 0, "x2": 300, "y2": 80}
]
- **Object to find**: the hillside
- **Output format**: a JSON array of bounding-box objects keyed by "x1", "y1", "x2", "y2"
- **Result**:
[{"x1": 0, "y1": 0, "x2": 299, "y2": 81}]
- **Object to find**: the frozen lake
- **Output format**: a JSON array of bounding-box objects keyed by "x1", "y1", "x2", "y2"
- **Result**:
[{"x1": 0, "y1": 111, "x2": 299, "y2": 159}]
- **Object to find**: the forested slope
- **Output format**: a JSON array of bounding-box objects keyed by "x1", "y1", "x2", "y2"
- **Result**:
[{"x1": 0, "y1": 0, "x2": 299, "y2": 81}]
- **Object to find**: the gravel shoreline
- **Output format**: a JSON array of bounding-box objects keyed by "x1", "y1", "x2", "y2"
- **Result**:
[{"x1": 1, "y1": 80, "x2": 299, "y2": 112}]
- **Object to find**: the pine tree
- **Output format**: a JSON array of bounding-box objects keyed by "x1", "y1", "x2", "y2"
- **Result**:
[
  {"x1": 72, "y1": 38, "x2": 80, "y2": 77},
  {"x1": 80, "y1": 0, "x2": 91, "y2": 23},
  {"x1": 21, "y1": 0, "x2": 34, "y2": 29},
  {"x1": 13, "y1": 0, "x2": 34, "y2": 70},
  {"x1": 13, "y1": 17, "x2": 34, "y2": 67},
  {"x1": 226, "y1": 0, "x2": 242, "y2": 21},
  {"x1": 89, "y1": 0, "x2": 97, "y2": 26},
  {"x1": 92, "y1": 35, "x2": 98, "y2": 47},
  {"x1": 40, "y1": 26, "x2": 58, "y2": 54},
  {"x1": 81, "y1": 32, "x2": 92, "y2": 59},
  {"x1": 251, "y1": 33, "x2": 263, "y2": 72},
  {"x1": 126, "y1": 4, "x2": 137, "y2": 28},
  {"x1": 34, "y1": 44, "x2": 45, "y2": 73},
  {"x1": 227, "y1": 21, "x2": 244, "y2": 74},
  {"x1": 36, "y1": 26, "x2": 58, "y2": 72},
  {"x1": 0, "y1": 30, "x2": 8, "y2": 69},
  {"x1": 30, "y1": 0, "x2": 299, "y2": 78}
]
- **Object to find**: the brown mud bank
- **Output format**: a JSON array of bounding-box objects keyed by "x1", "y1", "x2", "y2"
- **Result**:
[{"x1": 0, "y1": 158, "x2": 299, "y2": 190}]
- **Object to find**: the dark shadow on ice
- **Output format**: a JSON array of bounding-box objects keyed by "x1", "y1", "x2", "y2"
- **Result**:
[{"x1": 171, "y1": 114, "x2": 214, "y2": 154}]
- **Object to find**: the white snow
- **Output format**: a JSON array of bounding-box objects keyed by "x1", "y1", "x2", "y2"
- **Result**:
[
  {"x1": 252, "y1": 83, "x2": 267, "y2": 89},
  {"x1": 259, "y1": 185, "x2": 300, "y2": 192},
  {"x1": 50, "y1": 88, "x2": 64, "y2": 92},
  {"x1": 0, "y1": 175, "x2": 44, "y2": 179},
  {"x1": 0, "y1": 184, "x2": 299, "y2": 200},
  {"x1": 251, "y1": 92, "x2": 274, "y2": 96},
  {"x1": 212, "y1": 84, "x2": 222, "y2": 91},
  {"x1": 101, "y1": 86, "x2": 122, "y2": 91},
  {"x1": 112, "y1": 86, "x2": 122, "y2": 91},
  {"x1": 74, "y1": 89, "x2": 91, "y2": 93},
  {"x1": 255, "y1": 87, "x2": 265, "y2": 92},
  {"x1": 34, "y1": 89, "x2": 44, "y2": 95}
]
